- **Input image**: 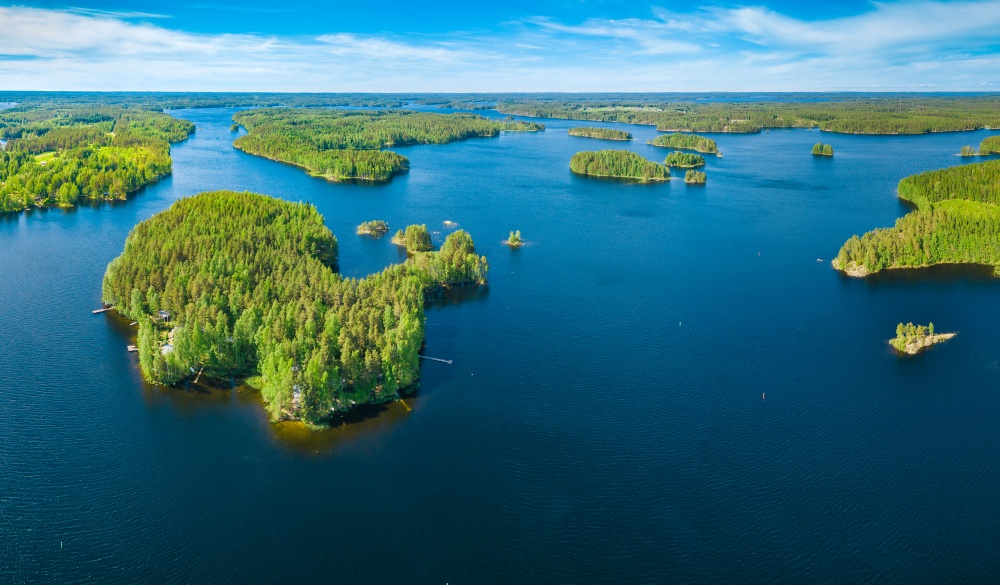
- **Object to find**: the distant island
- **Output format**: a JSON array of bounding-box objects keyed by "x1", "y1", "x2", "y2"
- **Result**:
[
  {"x1": 506, "y1": 230, "x2": 523, "y2": 247},
  {"x1": 357, "y1": 220, "x2": 389, "y2": 237},
  {"x1": 495, "y1": 96, "x2": 1000, "y2": 134},
  {"x1": 570, "y1": 150, "x2": 669, "y2": 183},
  {"x1": 664, "y1": 151, "x2": 706, "y2": 168},
  {"x1": 834, "y1": 160, "x2": 1000, "y2": 276},
  {"x1": 0, "y1": 106, "x2": 193, "y2": 214},
  {"x1": 891, "y1": 322, "x2": 955, "y2": 355},
  {"x1": 101, "y1": 191, "x2": 489, "y2": 427},
  {"x1": 232, "y1": 109, "x2": 543, "y2": 183},
  {"x1": 980, "y1": 136, "x2": 1000, "y2": 155},
  {"x1": 685, "y1": 170, "x2": 707, "y2": 184},
  {"x1": 568, "y1": 127, "x2": 632, "y2": 141},
  {"x1": 647, "y1": 132, "x2": 719, "y2": 154},
  {"x1": 812, "y1": 143, "x2": 834, "y2": 156}
]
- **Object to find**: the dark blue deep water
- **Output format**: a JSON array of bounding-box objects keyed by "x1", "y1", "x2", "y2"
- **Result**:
[{"x1": 2, "y1": 108, "x2": 1000, "y2": 583}]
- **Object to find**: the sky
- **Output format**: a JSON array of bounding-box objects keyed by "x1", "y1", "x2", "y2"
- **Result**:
[{"x1": 1, "y1": 0, "x2": 999, "y2": 91}]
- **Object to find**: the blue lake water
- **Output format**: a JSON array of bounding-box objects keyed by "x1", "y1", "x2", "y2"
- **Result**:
[{"x1": 2, "y1": 107, "x2": 1000, "y2": 583}]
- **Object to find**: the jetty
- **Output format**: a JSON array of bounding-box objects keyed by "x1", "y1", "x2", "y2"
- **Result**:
[
  {"x1": 127, "y1": 345, "x2": 138, "y2": 352},
  {"x1": 418, "y1": 355, "x2": 453, "y2": 365},
  {"x1": 92, "y1": 306, "x2": 113, "y2": 314}
]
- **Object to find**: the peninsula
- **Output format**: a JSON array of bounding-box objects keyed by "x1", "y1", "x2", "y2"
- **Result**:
[
  {"x1": 568, "y1": 127, "x2": 632, "y2": 141},
  {"x1": 834, "y1": 160, "x2": 1000, "y2": 276},
  {"x1": 0, "y1": 106, "x2": 194, "y2": 214},
  {"x1": 101, "y1": 191, "x2": 489, "y2": 427},
  {"x1": 570, "y1": 150, "x2": 669, "y2": 182},
  {"x1": 232, "y1": 109, "x2": 543, "y2": 183},
  {"x1": 891, "y1": 322, "x2": 955, "y2": 355}
]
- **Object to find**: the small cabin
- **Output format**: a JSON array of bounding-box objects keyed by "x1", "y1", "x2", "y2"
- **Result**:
[
  {"x1": 157, "y1": 309, "x2": 171, "y2": 321},
  {"x1": 160, "y1": 343, "x2": 174, "y2": 356}
]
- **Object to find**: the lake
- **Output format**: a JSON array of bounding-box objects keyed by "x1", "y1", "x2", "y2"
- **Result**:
[{"x1": 2, "y1": 107, "x2": 1000, "y2": 583}]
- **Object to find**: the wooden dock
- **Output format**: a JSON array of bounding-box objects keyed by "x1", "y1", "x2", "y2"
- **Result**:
[
  {"x1": 127, "y1": 345, "x2": 138, "y2": 352},
  {"x1": 92, "y1": 307, "x2": 113, "y2": 314},
  {"x1": 418, "y1": 355, "x2": 453, "y2": 365}
]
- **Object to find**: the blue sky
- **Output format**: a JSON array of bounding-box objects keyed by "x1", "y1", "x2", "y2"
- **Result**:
[{"x1": 1, "y1": 0, "x2": 999, "y2": 91}]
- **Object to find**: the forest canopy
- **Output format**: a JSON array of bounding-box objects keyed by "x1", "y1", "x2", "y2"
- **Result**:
[
  {"x1": 232, "y1": 108, "x2": 543, "y2": 183},
  {"x1": 664, "y1": 151, "x2": 706, "y2": 168},
  {"x1": 102, "y1": 191, "x2": 489, "y2": 427},
  {"x1": 567, "y1": 127, "x2": 632, "y2": 141},
  {"x1": 0, "y1": 106, "x2": 194, "y2": 214},
  {"x1": 569, "y1": 150, "x2": 669, "y2": 182},
  {"x1": 648, "y1": 132, "x2": 719, "y2": 154},
  {"x1": 834, "y1": 160, "x2": 1000, "y2": 275}
]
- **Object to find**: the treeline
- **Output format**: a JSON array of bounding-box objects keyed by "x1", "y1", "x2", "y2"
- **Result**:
[
  {"x1": 0, "y1": 107, "x2": 193, "y2": 213},
  {"x1": 495, "y1": 97, "x2": 1000, "y2": 135},
  {"x1": 897, "y1": 160, "x2": 1000, "y2": 209},
  {"x1": 568, "y1": 127, "x2": 632, "y2": 141},
  {"x1": 685, "y1": 170, "x2": 706, "y2": 184},
  {"x1": 232, "y1": 109, "x2": 543, "y2": 182},
  {"x1": 648, "y1": 132, "x2": 718, "y2": 154},
  {"x1": 835, "y1": 160, "x2": 1000, "y2": 275},
  {"x1": 664, "y1": 152, "x2": 705, "y2": 168},
  {"x1": 570, "y1": 150, "x2": 669, "y2": 182},
  {"x1": 891, "y1": 322, "x2": 935, "y2": 352},
  {"x1": 812, "y1": 143, "x2": 834, "y2": 156},
  {"x1": 981, "y1": 136, "x2": 1000, "y2": 155},
  {"x1": 102, "y1": 191, "x2": 488, "y2": 426}
]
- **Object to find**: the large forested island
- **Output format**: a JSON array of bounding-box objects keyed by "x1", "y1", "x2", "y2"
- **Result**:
[
  {"x1": 567, "y1": 127, "x2": 632, "y2": 141},
  {"x1": 232, "y1": 108, "x2": 543, "y2": 182},
  {"x1": 570, "y1": 150, "x2": 669, "y2": 182},
  {"x1": 495, "y1": 96, "x2": 1000, "y2": 134},
  {"x1": 102, "y1": 191, "x2": 489, "y2": 426},
  {"x1": 648, "y1": 132, "x2": 719, "y2": 154},
  {"x1": 834, "y1": 160, "x2": 1000, "y2": 276},
  {"x1": 0, "y1": 106, "x2": 194, "y2": 214}
]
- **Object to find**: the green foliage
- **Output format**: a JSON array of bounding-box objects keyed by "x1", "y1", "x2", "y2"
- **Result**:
[
  {"x1": 357, "y1": 220, "x2": 389, "y2": 236},
  {"x1": 507, "y1": 230, "x2": 523, "y2": 247},
  {"x1": 897, "y1": 160, "x2": 1000, "y2": 210},
  {"x1": 101, "y1": 191, "x2": 488, "y2": 426},
  {"x1": 402, "y1": 224, "x2": 433, "y2": 252},
  {"x1": 684, "y1": 170, "x2": 707, "y2": 184},
  {"x1": 567, "y1": 127, "x2": 632, "y2": 141},
  {"x1": 835, "y1": 199, "x2": 1000, "y2": 274},
  {"x1": 664, "y1": 151, "x2": 705, "y2": 168},
  {"x1": 232, "y1": 108, "x2": 543, "y2": 183},
  {"x1": 648, "y1": 132, "x2": 718, "y2": 154},
  {"x1": 960, "y1": 145, "x2": 976, "y2": 157},
  {"x1": 496, "y1": 96, "x2": 1000, "y2": 135},
  {"x1": 812, "y1": 143, "x2": 834, "y2": 156},
  {"x1": 891, "y1": 322, "x2": 933, "y2": 352},
  {"x1": 0, "y1": 106, "x2": 193, "y2": 214},
  {"x1": 569, "y1": 150, "x2": 669, "y2": 182},
  {"x1": 980, "y1": 136, "x2": 1000, "y2": 155}
]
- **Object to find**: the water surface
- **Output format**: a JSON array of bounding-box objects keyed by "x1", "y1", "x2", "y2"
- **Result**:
[{"x1": 2, "y1": 108, "x2": 1000, "y2": 583}]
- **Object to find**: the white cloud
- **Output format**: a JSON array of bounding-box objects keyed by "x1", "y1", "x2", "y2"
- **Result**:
[{"x1": 0, "y1": 2, "x2": 998, "y2": 91}]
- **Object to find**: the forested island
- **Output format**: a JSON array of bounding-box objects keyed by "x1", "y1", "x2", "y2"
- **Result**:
[
  {"x1": 392, "y1": 224, "x2": 433, "y2": 252},
  {"x1": 981, "y1": 136, "x2": 1000, "y2": 155},
  {"x1": 891, "y1": 322, "x2": 954, "y2": 355},
  {"x1": 664, "y1": 151, "x2": 706, "y2": 168},
  {"x1": 0, "y1": 106, "x2": 194, "y2": 214},
  {"x1": 357, "y1": 220, "x2": 389, "y2": 236},
  {"x1": 812, "y1": 143, "x2": 834, "y2": 156},
  {"x1": 834, "y1": 160, "x2": 1000, "y2": 276},
  {"x1": 495, "y1": 96, "x2": 1000, "y2": 134},
  {"x1": 232, "y1": 109, "x2": 543, "y2": 183},
  {"x1": 570, "y1": 150, "x2": 669, "y2": 182},
  {"x1": 506, "y1": 230, "x2": 523, "y2": 247},
  {"x1": 567, "y1": 127, "x2": 632, "y2": 141},
  {"x1": 102, "y1": 191, "x2": 489, "y2": 427},
  {"x1": 685, "y1": 170, "x2": 707, "y2": 184},
  {"x1": 647, "y1": 132, "x2": 719, "y2": 154}
]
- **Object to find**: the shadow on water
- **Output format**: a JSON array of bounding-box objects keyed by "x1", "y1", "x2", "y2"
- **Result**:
[{"x1": 860, "y1": 263, "x2": 1000, "y2": 285}]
